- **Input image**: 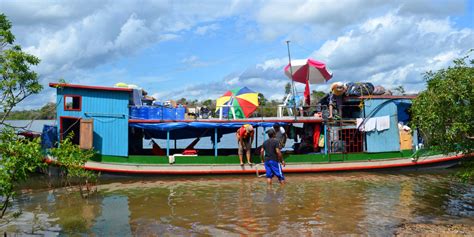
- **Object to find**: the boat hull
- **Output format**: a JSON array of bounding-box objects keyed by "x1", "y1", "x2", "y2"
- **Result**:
[{"x1": 79, "y1": 154, "x2": 469, "y2": 175}]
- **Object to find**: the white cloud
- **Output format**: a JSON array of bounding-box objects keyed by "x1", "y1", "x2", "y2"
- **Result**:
[
  {"x1": 1, "y1": 0, "x2": 472, "y2": 109},
  {"x1": 194, "y1": 23, "x2": 220, "y2": 35},
  {"x1": 256, "y1": 57, "x2": 287, "y2": 70},
  {"x1": 226, "y1": 77, "x2": 240, "y2": 86},
  {"x1": 5, "y1": 1, "x2": 245, "y2": 75},
  {"x1": 180, "y1": 55, "x2": 214, "y2": 68},
  {"x1": 114, "y1": 14, "x2": 153, "y2": 50},
  {"x1": 310, "y1": 11, "x2": 474, "y2": 91}
]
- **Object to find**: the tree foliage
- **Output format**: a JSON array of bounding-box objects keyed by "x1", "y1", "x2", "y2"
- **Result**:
[
  {"x1": 284, "y1": 82, "x2": 291, "y2": 95},
  {"x1": 0, "y1": 14, "x2": 45, "y2": 219},
  {"x1": 0, "y1": 14, "x2": 42, "y2": 124},
  {"x1": 311, "y1": 90, "x2": 326, "y2": 105},
  {"x1": 393, "y1": 85, "x2": 406, "y2": 95},
  {"x1": 411, "y1": 53, "x2": 474, "y2": 155},
  {"x1": 0, "y1": 102, "x2": 56, "y2": 120},
  {"x1": 49, "y1": 135, "x2": 98, "y2": 198},
  {"x1": 0, "y1": 129, "x2": 44, "y2": 218}
]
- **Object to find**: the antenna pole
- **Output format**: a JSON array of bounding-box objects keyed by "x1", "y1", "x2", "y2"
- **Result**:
[{"x1": 286, "y1": 41, "x2": 297, "y2": 120}]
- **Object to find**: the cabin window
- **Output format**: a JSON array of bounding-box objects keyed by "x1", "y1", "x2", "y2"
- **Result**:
[{"x1": 64, "y1": 95, "x2": 81, "y2": 111}]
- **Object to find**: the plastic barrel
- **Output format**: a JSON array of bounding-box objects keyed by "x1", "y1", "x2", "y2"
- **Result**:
[
  {"x1": 138, "y1": 106, "x2": 149, "y2": 119},
  {"x1": 176, "y1": 107, "x2": 185, "y2": 120},
  {"x1": 148, "y1": 107, "x2": 157, "y2": 119},
  {"x1": 130, "y1": 106, "x2": 140, "y2": 119},
  {"x1": 156, "y1": 106, "x2": 163, "y2": 119},
  {"x1": 148, "y1": 106, "x2": 163, "y2": 120},
  {"x1": 163, "y1": 107, "x2": 176, "y2": 120}
]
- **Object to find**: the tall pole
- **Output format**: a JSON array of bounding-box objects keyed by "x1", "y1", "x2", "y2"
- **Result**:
[{"x1": 286, "y1": 41, "x2": 297, "y2": 120}]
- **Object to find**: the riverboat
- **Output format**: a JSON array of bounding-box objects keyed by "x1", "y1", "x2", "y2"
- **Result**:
[{"x1": 43, "y1": 83, "x2": 469, "y2": 175}]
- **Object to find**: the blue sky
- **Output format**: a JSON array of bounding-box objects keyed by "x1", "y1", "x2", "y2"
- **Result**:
[{"x1": 1, "y1": 0, "x2": 473, "y2": 109}]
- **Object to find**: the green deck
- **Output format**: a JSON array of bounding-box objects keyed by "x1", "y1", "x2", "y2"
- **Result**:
[{"x1": 91, "y1": 150, "x2": 415, "y2": 165}]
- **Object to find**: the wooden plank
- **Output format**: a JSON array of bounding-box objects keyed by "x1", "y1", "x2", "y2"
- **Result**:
[{"x1": 80, "y1": 119, "x2": 93, "y2": 149}]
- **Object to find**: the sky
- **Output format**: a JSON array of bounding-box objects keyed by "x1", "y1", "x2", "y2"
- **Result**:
[{"x1": 1, "y1": 0, "x2": 473, "y2": 109}]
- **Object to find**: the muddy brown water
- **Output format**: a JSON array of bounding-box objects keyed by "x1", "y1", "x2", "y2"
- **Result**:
[{"x1": 1, "y1": 171, "x2": 473, "y2": 236}]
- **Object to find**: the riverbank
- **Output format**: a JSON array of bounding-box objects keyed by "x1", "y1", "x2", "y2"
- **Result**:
[{"x1": 395, "y1": 223, "x2": 474, "y2": 236}]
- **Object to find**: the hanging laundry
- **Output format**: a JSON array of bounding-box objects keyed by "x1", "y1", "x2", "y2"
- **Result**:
[
  {"x1": 376, "y1": 116, "x2": 390, "y2": 131},
  {"x1": 313, "y1": 124, "x2": 321, "y2": 149},
  {"x1": 364, "y1": 118, "x2": 376, "y2": 131}
]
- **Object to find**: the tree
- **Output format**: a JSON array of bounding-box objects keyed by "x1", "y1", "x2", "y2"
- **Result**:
[
  {"x1": 0, "y1": 129, "x2": 44, "y2": 218},
  {"x1": 258, "y1": 93, "x2": 267, "y2": 106},
  {"x1": 0, "y1": 14, "x2": 98, "y2": 219},
  {"x1": 412, "y1": 54, "x2": 473, "y2": 154},
  {"x1": 311, "y1": 90, "x2": 326, "y2": 105},
  {"x1": 284, "y1": 82, "x2": 291, "y2": 95},
  {"x1": 49, "y1": 135, "x2": 98, "y2": 198},
  {"x1": 0, "y1": 102, "x2": 56, "y2": 120},
  {"x1": 38, "y1": 102, "x2": 56, "y2": 119},
  {"x1": 0, "y1": 14, "x2": 42, "y2": 124},
  {"x1": 177, "y1": 97, "x2": 187, "y2": 105},
  {"x1": 0, "y1": 14, "x2": 44, "y2": 218},
  {"x1": 201, "y1": 99, "x2": 212, "y2": 107},
  {"x1": 411, "y1": 53, "x2": 473, "y2": 180},
  {"x1": 393, "y1": 85, "x2": 406, "y2": 95}
]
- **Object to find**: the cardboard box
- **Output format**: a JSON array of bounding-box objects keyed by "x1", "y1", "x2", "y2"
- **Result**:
[{"x1": 399, "y1": 130, "x2": 413, "y2": 150}]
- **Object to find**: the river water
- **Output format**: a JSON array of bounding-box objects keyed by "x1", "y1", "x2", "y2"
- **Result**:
[{"x1": 1, "y1": 171, "x2": 473, "y2": 236}]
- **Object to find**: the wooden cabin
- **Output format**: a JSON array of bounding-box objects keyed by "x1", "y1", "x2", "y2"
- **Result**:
[{"x1": 50, "y1": 83, "x2": 132, "y2": 157}]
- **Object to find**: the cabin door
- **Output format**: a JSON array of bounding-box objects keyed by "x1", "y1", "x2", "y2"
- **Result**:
[{"x1": 80, "y1": 119, "x2": 94, "y2": 149}]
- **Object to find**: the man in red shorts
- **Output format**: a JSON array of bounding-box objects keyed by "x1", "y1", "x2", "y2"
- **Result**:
[{"x1": 236, "y1": 124, "x2": 254, "y2": 165}]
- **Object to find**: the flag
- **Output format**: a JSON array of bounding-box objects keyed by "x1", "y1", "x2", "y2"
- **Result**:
[{"x1": 304, "y1": 79, "x2": 310, "y2": 106}]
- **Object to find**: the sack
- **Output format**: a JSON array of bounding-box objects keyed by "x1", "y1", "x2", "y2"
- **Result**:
[
  {"x1": 373, "y1": 86, "x2": 386, "y2": 95},
  {"x1": 346, "y1": 82, "x2": 375, "y2": 96}
]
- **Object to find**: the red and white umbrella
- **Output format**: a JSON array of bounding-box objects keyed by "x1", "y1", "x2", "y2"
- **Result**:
[{"x1": 284, "y1": 59, "x2": 333, "y2": 84}]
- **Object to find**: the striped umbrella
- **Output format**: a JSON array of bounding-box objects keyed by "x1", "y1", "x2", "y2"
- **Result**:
[
  {"x1": 284, "y1": 58, "x2": 333, "y2": 84},
  {"x1": 216, "y1": 87, "x2": 259, "y2": 119},
  {"x1": 284, "y1": 58, "x2": 333, "y2": 105}
]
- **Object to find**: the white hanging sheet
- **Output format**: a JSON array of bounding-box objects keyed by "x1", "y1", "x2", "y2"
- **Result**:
[
  {"x1": 364, "y1": 118, "x2": 376, "y2": 132},
  {"x1": 376, "y1": 116, "x2": 390, "y2": 131}
]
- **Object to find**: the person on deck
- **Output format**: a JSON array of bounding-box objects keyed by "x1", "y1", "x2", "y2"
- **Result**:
[
  {"x1": 260, "y1": 128, "x2": 285, "y2": 185},
  {"x1": 236, "y1": 124, "x2": 254, "y2": 165},
  {"x1": 328, "y1": 82, "x2": 346, "y2": 119},
  {"x1": 273, "y1": 124, "x2": 287, "y2": 149}
]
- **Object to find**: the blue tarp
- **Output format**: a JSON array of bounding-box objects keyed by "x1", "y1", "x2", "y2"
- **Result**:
[
  {"x1": 129, "y1": 122, "x2": 287, "y2": 142},
  {"x1": 394, "y1": 100, "x2": 412, "y2": 124},
  {"x1": 41, "y1": 125, "x2": 58, "y2": 149}
]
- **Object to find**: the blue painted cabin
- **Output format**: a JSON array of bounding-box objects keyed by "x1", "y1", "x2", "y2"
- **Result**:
[
  {"x1": 362, "y1": 97, "x2": 413, "y2": 153},
  {"x1": 50, "y1": 83, "x2": 132, "y2": 157}
]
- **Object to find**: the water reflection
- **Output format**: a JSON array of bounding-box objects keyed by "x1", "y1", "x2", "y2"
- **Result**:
[
  {"x1": 2, "y1": 172, "x2": 473, "y2": 235},
  {"x1": 91, "y1": 196, "x2": 132, "y2": 236}
]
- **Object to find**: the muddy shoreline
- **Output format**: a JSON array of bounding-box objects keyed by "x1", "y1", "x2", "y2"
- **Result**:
[{"x1": 395, "y1": 223, "x2": 474, "y2": 236}]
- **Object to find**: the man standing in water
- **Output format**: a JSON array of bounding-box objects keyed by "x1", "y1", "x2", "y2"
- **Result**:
[
  {"x1": 236, "y1": 124, "x2": 254, "y2": 165},
  {"x1": 260, "y1": 128, "x2": 285, "y2": 185}
]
